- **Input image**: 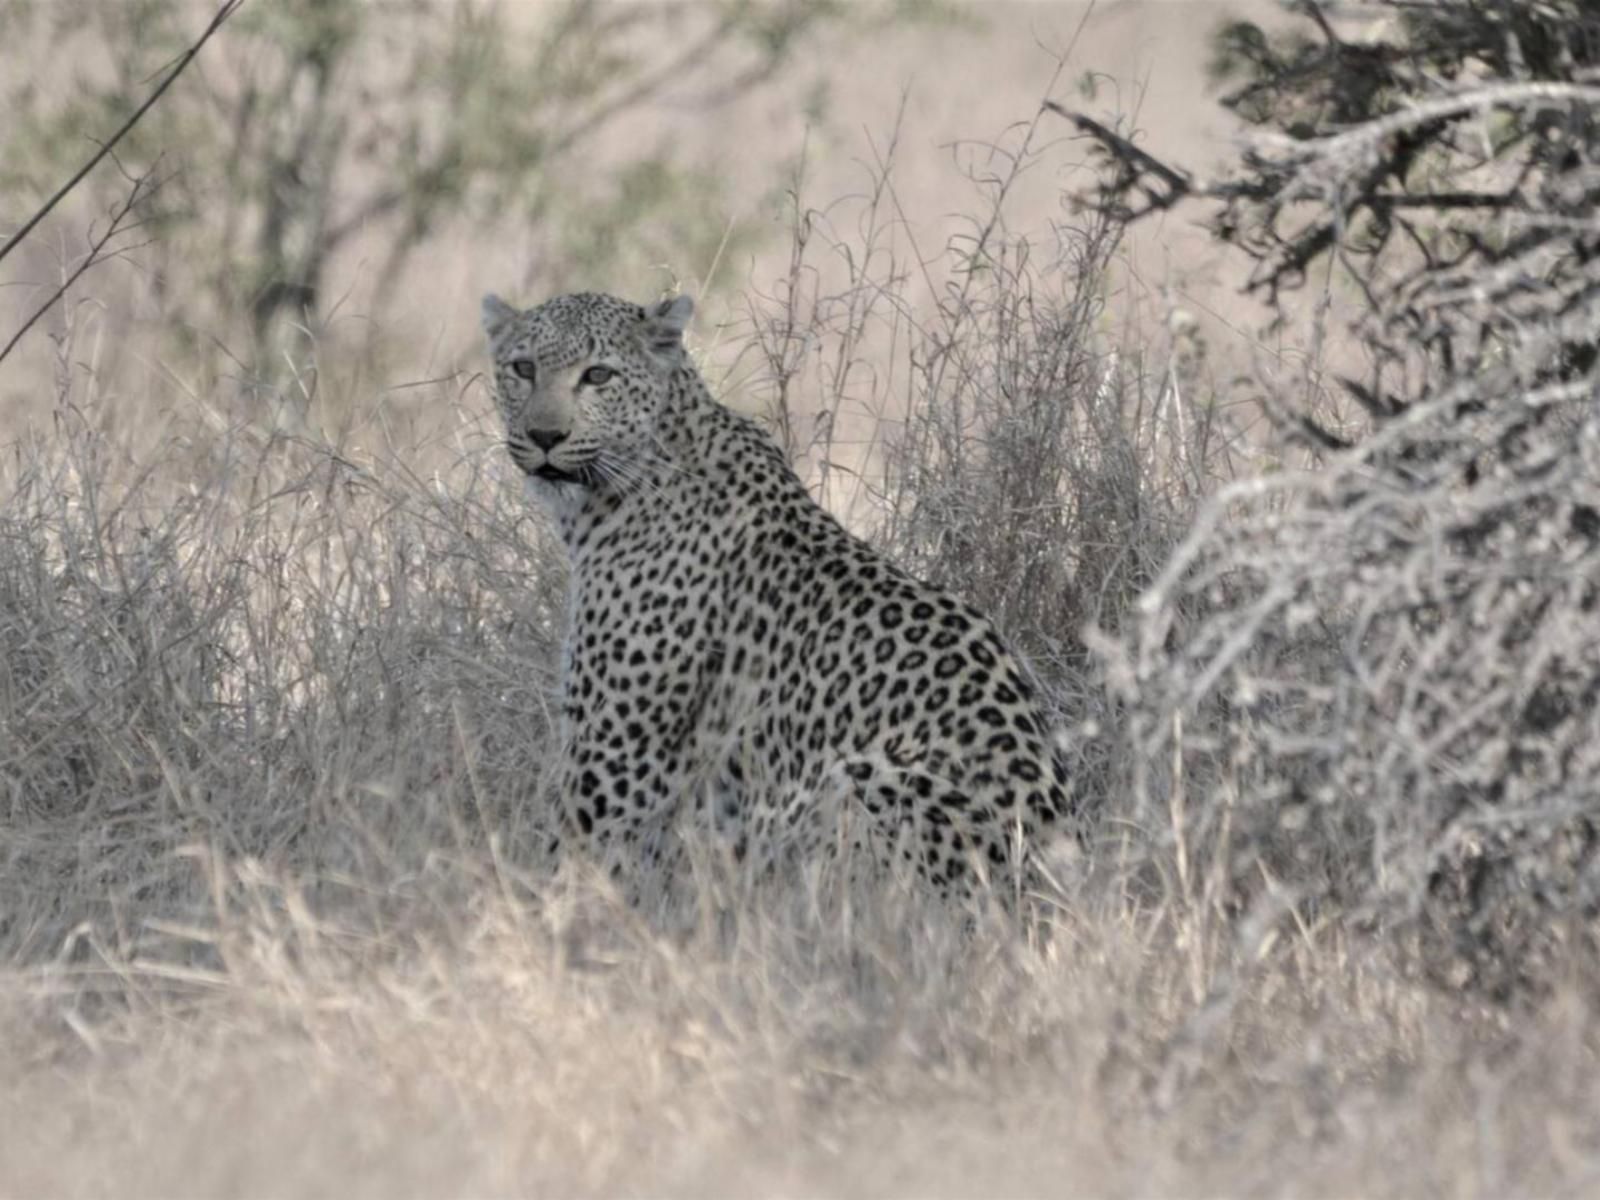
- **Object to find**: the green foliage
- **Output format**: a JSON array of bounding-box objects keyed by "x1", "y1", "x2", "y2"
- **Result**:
[{"x1": 0, "y1": 0, "x2": 858, "y2": 379}]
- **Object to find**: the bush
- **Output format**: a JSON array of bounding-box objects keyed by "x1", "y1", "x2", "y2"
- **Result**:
[{"x1": 1063, "y1": 1, "x2": 1600, "y2": 998}]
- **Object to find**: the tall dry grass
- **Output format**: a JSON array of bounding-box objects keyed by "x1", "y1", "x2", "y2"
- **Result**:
[{"x1": 3, "y1": 112, "x2": 1600, "y2": 1199}]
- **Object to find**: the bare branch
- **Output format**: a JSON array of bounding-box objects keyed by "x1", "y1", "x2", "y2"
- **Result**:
[
  {"x1": 1042, "y1": 102, "x2": 1199, "y2": 217},
  {"x1": 0, "y1": 166, "x2": 166, "y2": 368},
  {"x1": 0, "y1": 0, "x2": 245, "y2": 271}
]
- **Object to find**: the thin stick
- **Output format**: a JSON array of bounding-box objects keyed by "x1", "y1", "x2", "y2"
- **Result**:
[
  {"x1": 0, "y1": 0, "x2": 245, "y2": 271},
  {"x1": 0, "y1": 169, "x2": 161, "y2": 368}
]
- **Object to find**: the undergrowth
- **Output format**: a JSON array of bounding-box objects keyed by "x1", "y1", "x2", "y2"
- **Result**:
[{"x1": 2, "y1": 98, "x2": 1599, "y2": 1196}]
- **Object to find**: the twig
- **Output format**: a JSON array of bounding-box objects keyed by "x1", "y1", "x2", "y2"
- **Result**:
[
  {"x1": 1043, "y1": 102, "x2": 1195, "y2": 205},
  {"x1": 0, "y1": 0, "x2": 245, "y2": 271},
  {"x1": 0, "y1": 167, "x2": 164, "y2": 368}
]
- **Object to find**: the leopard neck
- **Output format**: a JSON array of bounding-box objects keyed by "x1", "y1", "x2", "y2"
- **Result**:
[{"x1": 557, "y1": 364, "x2": 714, "y2": 556}]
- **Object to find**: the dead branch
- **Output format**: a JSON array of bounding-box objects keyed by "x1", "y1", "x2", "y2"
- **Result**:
[
  {"x1": 0, "y1": 0, "x2": 244, "y2": 272},
  {"x1": 0, "y1": 164, "x2": 167, "y2": 368}
]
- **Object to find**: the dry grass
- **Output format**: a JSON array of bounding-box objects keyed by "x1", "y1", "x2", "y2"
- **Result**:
[
  {"x1": 2, "y1": 353, "x2": 1595, "y2": 1200},
  {"x1": 4, "y1": 850, "x2": 1599, "y2": 1196},
  {"x1": 5, "y1": 94, "x2": 1600, "y2": 1200}
]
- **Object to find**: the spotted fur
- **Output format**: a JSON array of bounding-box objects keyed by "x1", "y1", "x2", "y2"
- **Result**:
[{"x1": 482, "y1": 289, "x2": 1083, "y2": 902}]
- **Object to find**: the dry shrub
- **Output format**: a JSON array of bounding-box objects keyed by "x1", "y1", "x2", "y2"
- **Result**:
[
  {"x1": 1100, "y1": 80, "x2": 1600, "y2": 1000},
  {"x1": 0, "y1": 402, "x2": 567, "y2": 960},
  {"x1": 1116, "y1": 384, "x2": 1600, "y2": 996}
]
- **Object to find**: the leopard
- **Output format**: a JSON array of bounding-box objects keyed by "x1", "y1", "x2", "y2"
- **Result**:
[{"x1": 481, "y1": 287, "x2": 1085, "y2": 905}]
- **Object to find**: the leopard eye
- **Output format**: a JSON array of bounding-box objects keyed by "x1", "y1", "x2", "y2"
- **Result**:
[
  {"x1": 511, "y1": 359, "x2": 537, "y2": 381},
  {"x1": 580, "y1": 365, "x2": 616, "y2": 388}
]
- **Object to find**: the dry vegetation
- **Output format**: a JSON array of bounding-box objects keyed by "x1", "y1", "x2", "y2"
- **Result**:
[{"x1": 5, "y1": 6, "x2": 1600, "y2": 1197}]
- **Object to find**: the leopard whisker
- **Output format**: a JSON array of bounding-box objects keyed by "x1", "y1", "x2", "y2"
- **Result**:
[
  {"x1": 596, "y1": 449, "x2": 667, "y2": 501},
  {"x1": 591, "y1": 454, "x2": 648, "y2": 499}
]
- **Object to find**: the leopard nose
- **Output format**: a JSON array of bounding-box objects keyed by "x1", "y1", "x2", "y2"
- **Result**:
[{"x1": 526, "y1": 428, "x2": 568, "y2": 452}]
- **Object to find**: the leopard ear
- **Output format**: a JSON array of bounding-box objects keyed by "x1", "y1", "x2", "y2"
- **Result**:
[
  {"x1": 640, "y1": 294, "x2": 694, "y2": 361},
  {"x1": 481, "y1": 293, "x2": 519, "y2": 342}
]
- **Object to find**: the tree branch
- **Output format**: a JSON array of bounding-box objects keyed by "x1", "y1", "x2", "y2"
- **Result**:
[
  {"x1": 1042, "y1": 102, "x2": 1197, "y2": 215},
  {"x1": 0, "y1": 0, "x2": 245, "y2": 271},
  {"x1": 0, "y1": 166, "x2": 166, "y2": 368}
]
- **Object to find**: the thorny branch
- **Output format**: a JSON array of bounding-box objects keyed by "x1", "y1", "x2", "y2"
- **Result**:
[{"x1": 1081, "y1": 2, "x2": 1600, "y2": 998}]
